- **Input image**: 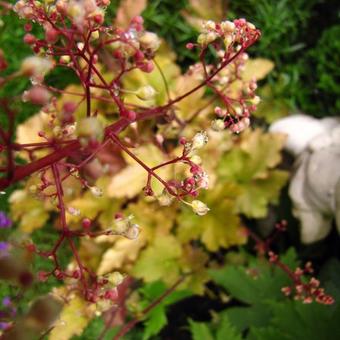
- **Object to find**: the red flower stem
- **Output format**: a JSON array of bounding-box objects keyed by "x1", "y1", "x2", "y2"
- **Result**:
[
  {"x1": 110, "y1": 134, "x2": 177, "y2": 196},
  {"x1": 113, "y1": 276, "x2": 185, "y2": 340},
  {"x1": 0, "y1": 36, "x2": 259, "y2": 191}
]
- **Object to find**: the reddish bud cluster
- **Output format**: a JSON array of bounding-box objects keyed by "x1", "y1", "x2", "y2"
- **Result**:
[{"x1": 269, "y1": 252, "x2": 334, "y2": 305}]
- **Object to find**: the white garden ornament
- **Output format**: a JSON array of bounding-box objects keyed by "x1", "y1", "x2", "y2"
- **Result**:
[{"x1": 270, "y1": 114, "x2": 340, "y2": 244}]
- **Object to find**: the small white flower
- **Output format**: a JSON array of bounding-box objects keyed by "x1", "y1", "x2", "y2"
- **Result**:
[
  {"x1": 192, "y1": 131, "x2": 208, "y2": 150},
  {"x1": 191, "y1": 200, "x2": 210, "y2": 216}
]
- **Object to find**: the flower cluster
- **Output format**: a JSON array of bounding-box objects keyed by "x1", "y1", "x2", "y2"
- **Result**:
[
  {"x1": 0, "y1": 0, "x2": 261, "y2": 305},
  {"x1": 186, "y1": 19, "x2": 261, "y2": 134},
  {"x1": 268, "y1": 252, "x2": 334, "y2": 305}
]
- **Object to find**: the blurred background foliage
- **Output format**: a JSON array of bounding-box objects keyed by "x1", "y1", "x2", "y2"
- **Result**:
[{"x1": 1, "y1": 0, "x2": 340, "y2": 339}]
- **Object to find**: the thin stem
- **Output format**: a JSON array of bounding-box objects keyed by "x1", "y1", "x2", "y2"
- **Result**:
[
  {"x1": 110, "y1": 134, "x2": 177, "y2": 196},
  {"x1": 113, "y1": 276, "x2": 185, "y2": 340}
]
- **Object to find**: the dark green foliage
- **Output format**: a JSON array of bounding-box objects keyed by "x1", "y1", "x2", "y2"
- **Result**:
[
  {"x1": 298, "y1": 25, "x2": 340, "y2": 117},
  {"x1": 138, "y1": 281, "x2": 192, "y2": 339},
  {"x1": 230, "y1": 0, "x2": 340, "y2": 117},
  {"x1": 142, "y1": 0, "x2": 197, "y2": 67},
  {"x1": 189, "y1": 315, "x2": 242, "y2": 340},
  {"x1": 190, "y1": 249, "x2": 340, "y2": 340},
  {"x1": 72, "y1": 317, "x2": 119, "y2": 340}
]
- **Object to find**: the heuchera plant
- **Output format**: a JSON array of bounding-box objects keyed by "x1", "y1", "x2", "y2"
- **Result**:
[{"x1": 0, "y1": 0, "x2": 333, "y2": 337}]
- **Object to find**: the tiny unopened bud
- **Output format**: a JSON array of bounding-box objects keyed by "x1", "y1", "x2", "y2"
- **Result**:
[
  {"x1": 139, "y1": 61, "x2": 154, "y2": 73},
  {"x1": 121, "y1": 110, "x2": 136, "y2": 121},
  {"x1": 91, "y1": 30, "x2": 100, "y2": 40},
  {"x1": 158, "y1": 189, "x2": 174, "y2": 206},
  {"x1": 214, "y1": 106, "x2": 224, "y2": 117},
  {"x1": 221, "y1": 20, "x2": 235, "y2": 33},
  {"x1": 60, "y1": 55, "x2": 71, "y2": 64},
  {"x1": 21, "y1": 56, "x2": 54, "y2": 78},
  {"x1": 250, "y1": 95, "x2": 261, "y2": 105},
  {"x1": 67, "y1": 207, "x2": 80, "y2": 216},
  {"x1": 77, "y1": 42, "x2": 85, "y2": 51},
  {"x1": 204, "y1": 20, "x2": 216, "y2": 30},
  {"x1": 139, "y1": 31, "x2": 161, "y2": 52},
  {"x1": 191, "y1": 200, "x2": 209, "y2": 216},
  {"x1": 211, "y1": 119, "x2": 225, "y2": 131},
  {"x1": 135, "y1": 85, "x2": 156, "y2": 100},
  {"x1": 247, "y1": 22, "x2": 256, "y2": 30},
  {"x1": 22, "y1": 86, "x2": 51, "y2": 105},
  {"x1": 229, "y1": 117, "x2": 250, "y2": 133},
  {"x1": 23, "y1": 33, "x2": 36, "y2": 45},
  {"x1": 90, "y1": 186, "x2": 103, "y2": 197},
  {"x1": 190, "y1": 155, "x2": 202, "y2": 165},
  {"x1": 82, "y1": 218, "x2": 92, "y2": 229},
  {"x1": 107, "y1": 271, "x2": 124, "y2": 286},
  {"x1": 125, "y1": 224, "x2": 140, "y2": 240}
]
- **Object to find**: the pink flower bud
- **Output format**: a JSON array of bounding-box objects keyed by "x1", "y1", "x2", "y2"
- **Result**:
[
  {"x1": 121, "y1": 110, "x2": 137, "y2": 121},
  {"x1": 138, "y1": 61, "x2": 154, "y2": 73},
  {"x1": 82, "y1": 218, "x2": 92, "y2": 229},
  {"x1": 23, "y1": 33, "x2": 36, "y2": 45},
  {"x1": 23, "y1": 86, "x2": 51, "y2": 106}
]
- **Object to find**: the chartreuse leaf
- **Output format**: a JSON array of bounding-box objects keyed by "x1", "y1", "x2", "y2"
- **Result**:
[
  {"x1": 49, "y1": 293, "x2": 94, "y2": 340},
  {"x1": 177, "y1": 183, "x2": 246, "y2": 252},
  {"x1": 235, "y1": 170, "x2": 289, "y2": 218},
  {"x1": 107, "y1": 144, "x2": 172, "y2": 198},
  {"x1": 9, "y1": 189, "x2": 50, "y2": 233},
  {"x1": 132, "y1": 235, "x2": 182, "y2": 285},
  {"x1": 218, "y1": 129, "x2": 288, "y2": 218},
  {"x1": 138, "y1": 281, "x2": 192, "y2": 340}
]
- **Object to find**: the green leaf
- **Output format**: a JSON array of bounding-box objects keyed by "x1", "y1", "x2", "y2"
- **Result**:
[
  {"x1": 143, "y1": 305, "x2": 167, "y2": 340},
  {"x1": 139, "y1": 281, "x2": 192, "y2": 340},
  {"x1": 222, "y1": 304, "x2": 272, "y2": 333},
  {"x1": 189, "y1": 319, "x2": 214, "y2": 340},
  {"x1": 209, "y1": 248, "x2": 299, "y2": 304},
  {"x1": 188, "y1": 315, "x2": 242, "y2": 340},
  {"x1": 216, "y1": 314, "x2": 242, "y2": 340}
]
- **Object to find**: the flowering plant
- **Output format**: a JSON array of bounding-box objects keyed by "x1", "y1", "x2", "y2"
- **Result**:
[{"x1": 0, "y1": 0, "x2": 334, "y2": 338}]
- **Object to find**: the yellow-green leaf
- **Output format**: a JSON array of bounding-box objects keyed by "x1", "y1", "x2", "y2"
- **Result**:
[
  {"x1": 177, "y1": 184, "x2": 246, "y2": 252},
  {"x1": 49, "y1": 296, "x2": 92, "y2": 340},
  {"x1": 132, "y1": 235, "x2": 182, "y2": 285},
  {"x1": 243, "y1": 58, "x2": 275, "y2": 82}
]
